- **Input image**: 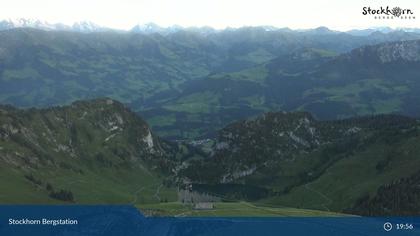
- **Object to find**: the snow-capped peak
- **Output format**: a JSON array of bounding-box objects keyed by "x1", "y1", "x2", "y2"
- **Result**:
[
  {"x1": 72, "y1": 21, "x2": 106, "y2": 32},
  {"x1": 131, "y1": 22, "x2": 163, "y2": 33},
  {"x1": 0, "y1": 18, "x2": 108, "y2": 32},
  {"x1": 0, "y1": 18, "x2": 59, "y2": 30}
]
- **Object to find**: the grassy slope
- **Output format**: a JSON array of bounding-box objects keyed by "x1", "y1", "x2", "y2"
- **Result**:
[
  {"x1": 0, "y1": 166, "x2": 61, "y2": 203},
  {"x1": 260, "y1": 136, "x2": 420, "y2": 212},
  {"x1": 0, "y1": 163, "x2": 177, "y2": 204},
  {"x1": 0, "y1": 100, "x2": 179, "y2": 204},
  {"x1": 137, "y1": 202, "x2": 348, "y2": 217}
]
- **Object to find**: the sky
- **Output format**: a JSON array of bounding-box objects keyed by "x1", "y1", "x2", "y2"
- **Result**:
[{"x1": 1, "y1": 0, "x2": 419, "y2": 30}]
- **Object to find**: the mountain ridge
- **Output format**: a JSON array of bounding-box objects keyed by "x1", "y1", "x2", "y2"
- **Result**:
[
  {"x1": 178, "y1": 110, "x2": 420, "y2": 214},
  {"x1": 1, "y1": 18, "x2": 420, "y2": 35},
  {"x1": 1, "y1": 98, "x2": 420, "y2": 215},
  {"x1": 0, "y1": 98, "x2": 182, "y2": 204},
  {"x1": 144, "y1": 39, "x2": 420, "y2": 138},
  {"x1": 1, "y1": 28, "x2": 420, "y2": 140}
]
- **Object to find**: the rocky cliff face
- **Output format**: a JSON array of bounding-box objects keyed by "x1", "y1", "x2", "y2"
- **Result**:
[
  {"x1": 0, "y1": 98, "x2": 171, "y2": 171},
  {"x1": 212, "y1": 112, "x2": 323, "y2": 180},
  {"x1": 376, "y1": 40, "x2": 420, "y2": 63},
  {"x1": 0, "y1": 98, "x2": 193, "y2": 204},
  {"x1": 345, "y1": 39, "x2": 420, "y2": 63},
  {"x1": 180, "y1": 111, "x2": 419, "y2": 183}
]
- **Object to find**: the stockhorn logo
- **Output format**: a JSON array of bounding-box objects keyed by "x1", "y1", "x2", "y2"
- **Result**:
[
  {"x1": 391, "y1": 7, "x2": 402, "y2": 17},
  {"x1": 362, "y1": 6, "x2": 416, "y2": 19}
]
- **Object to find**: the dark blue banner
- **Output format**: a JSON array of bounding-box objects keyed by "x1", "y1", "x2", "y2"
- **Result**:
[{"x1": 0, "y1": 205, "x2": 419, "y2": 236}]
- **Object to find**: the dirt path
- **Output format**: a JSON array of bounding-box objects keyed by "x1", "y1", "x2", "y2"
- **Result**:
[
  {"x1": 154, "y1": 184, "x2": 163, "y2": 202},
  {"x1": 304, "y1": 183, "x2": 332, "y2": 211},
  {"x1": 131, "y1": 183, "x2": 162, "y2": 205},
  {"x1": 131, "y1": 186, "x2": 147, "y2": 205},
  {"x1": 174, "y1": 211, "x2": 190, "y2": 217},
  {"x1": 241, "y1": 201, "x2": 289, "y2": 216}
]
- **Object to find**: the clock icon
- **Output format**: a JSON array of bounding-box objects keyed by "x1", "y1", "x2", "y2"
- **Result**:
[{"x1": 384, "y1": 222, "x2": 393, "y2": 232}]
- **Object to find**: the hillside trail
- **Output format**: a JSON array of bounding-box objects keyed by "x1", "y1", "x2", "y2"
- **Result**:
[
  {"x1": 154, "y1": 184, "x2": 163, "y2": 202},
  {"x1": 131, "y1": 183, "x2": 160, "y2": 205},
  {"x1": 304, "y1": 169, "x2": 334, "y2": 211}
]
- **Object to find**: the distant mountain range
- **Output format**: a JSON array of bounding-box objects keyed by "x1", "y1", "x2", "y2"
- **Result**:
[
  {"x1": 0, "y1": 18, "x2": 112, "y2": 32},
  {"x1": 1, "y1": 27, "x2": 420, "y2": 139},
  {"x1": 144, "y1": 39, "x2": 420, "y2": 138},
  {"x1": 1, "y1": 18, "x2": 420, "y2": 35}
]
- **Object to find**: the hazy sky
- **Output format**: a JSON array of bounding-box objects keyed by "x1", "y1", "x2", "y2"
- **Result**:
[{"x1": 1, "y1": 0, "x2": 419, "y2": 30}]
